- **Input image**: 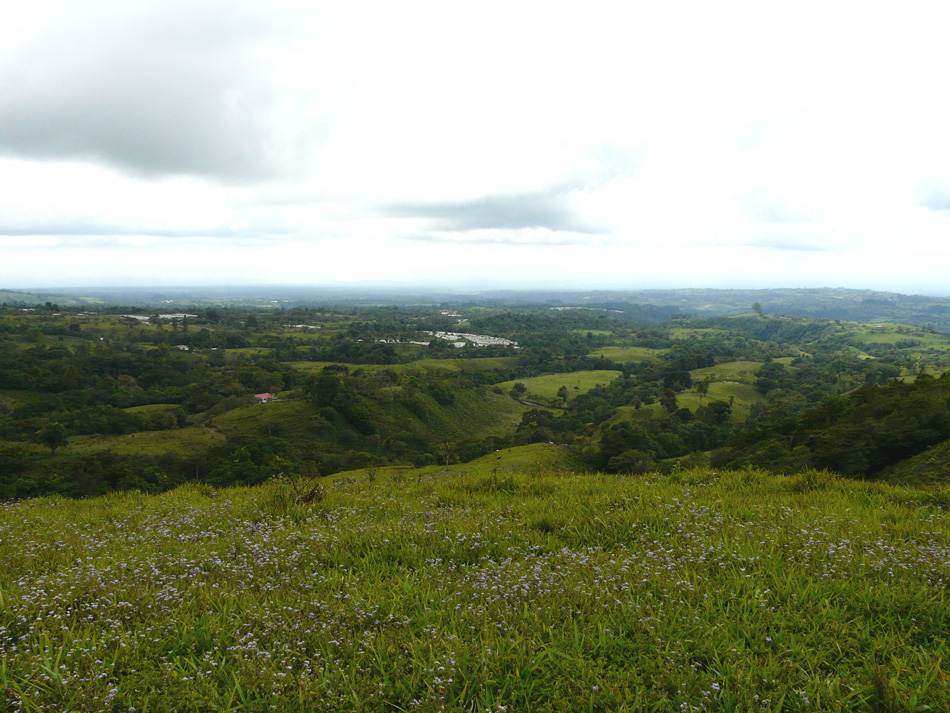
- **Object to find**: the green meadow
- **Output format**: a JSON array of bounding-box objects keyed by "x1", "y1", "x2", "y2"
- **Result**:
[
  {"x1": 66, "y1": 425, "x2": 227, "y2": 458},
  {"x1": 496, "y1": 370, "x2": 622, "y2": 401},
  {"x1": 587, "y1": 346, "x2": 668, "y2": 363},
  {"x1": 289, "y1": 357, "x2": 519, "y2": 377},
  {"x1": 677, "y1": 381, "x2": 763, "y2": 419},
  {"x1": 3, "y1": 460, "x2": 950, "y2": 711},
  {"x1": 690, "y1": 360, "x2": 764, "y2": 384}
]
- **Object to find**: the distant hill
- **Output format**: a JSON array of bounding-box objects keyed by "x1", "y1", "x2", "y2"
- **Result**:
[
  {"x1": 612, "y1": 287, "x2": 950, "y2": 333},
  {"x1": 0, "y1": 290, "x2": 92, "y2": 307},
  {"x1": 10, "y1": 285, "x2": 950, "y2": 332}
]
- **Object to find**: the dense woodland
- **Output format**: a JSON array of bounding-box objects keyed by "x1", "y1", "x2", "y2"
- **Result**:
[{"x1": 3, "y1": 294, "x2": 950, "y2": 499}]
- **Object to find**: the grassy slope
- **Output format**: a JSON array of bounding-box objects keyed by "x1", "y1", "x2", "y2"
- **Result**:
[
  {"x1": 330, "y1": 443, "x2": 581, "y2": 482},
  {"x1": 690, "y1": 360, "x2": 763, "y2": 383},
  {"x1": 31, "y1": 388, "x2": 527, "y2": 478},
  {"x1": 496, "y1": 370, "x2": 621, "y2": 400},
  {"x1": 678, "y1": 360, "x2": 767, "y2": 418},
  {"x1": 2, "y1": 466, "x2": 950, "y2": 711},
  {"x1": 66, "y1": 426, "x2": 227, "y2": 458},
  {"x1": 288, "y1": 357, "x2": 518, "y2": 376},
  {"x1": 211, "y1": 388, "x2": 527, "y2": 447},
  {"x1": 879, "y1": 438, "x2": 950, "y2": 484},
  {"x1": 585, "y1": 346, "x2": 667, "y2": 363},
  {"x1": 676, "y1": 381, "x2": 763, "y2": 419}
]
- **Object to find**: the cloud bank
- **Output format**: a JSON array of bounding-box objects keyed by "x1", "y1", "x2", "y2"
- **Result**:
[{"x1": 1, "y1": 2, "x2": 950, "y2": 293}]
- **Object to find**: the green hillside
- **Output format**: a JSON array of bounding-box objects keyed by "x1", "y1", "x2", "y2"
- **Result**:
[
  {"x1": 879, "y1": 438, "x2": 950, "y2": 484},
  {"x1": 330, "y1": 443, "x2": 581, "y2": 482},
  {"x1": 2, "y1": 465, "x2": 950, "y2": 711},
  {"x1": 720, "y1": 371, "x2": 950, "y2": 478},
  {"x1": 676, "y1": 380, "x2": 763, "y2": 419},
  {"x1": 8, "y1": 300, "x2": 950, "y2": 500},
  {"x1": 496, "y1": 370, "x2": 621, "y2": 401},
  {"x1": 586, "y1": 345, "x2": 667, "y2": 363}
]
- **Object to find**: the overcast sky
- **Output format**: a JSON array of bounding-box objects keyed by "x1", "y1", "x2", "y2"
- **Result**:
[{"x1": 2, "y1": 2, "x2": 950, "y2": 294}]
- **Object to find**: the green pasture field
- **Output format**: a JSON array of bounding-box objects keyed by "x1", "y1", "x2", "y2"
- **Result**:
[
  {"x1": 122, "y1": 403, "x2": 180, "y2": 416},
  {"x1": 676, "y1": 380, "x2": 764, "y2": 419},
  {"x1": 496, "y1": 370, "x2": 622, "y2": 400},
  {"x1": 690, "y1": 360, "x2": 764, "y2": 384},
  {"x1": 225, "y1": 347, "x2": 271, "y2": 358},
  {"x1": 845, "y1": 345, "x2": 876, "y2": 360},
  {"x1": 572, "y1": 329, "x2": 614, "y2": 337},
  {"x1": 210, "y1": 388, "x2": 525, "y2": 446},
  {"x1": 289, "y1": 357, "x2": 518, "y2": 377},
  {"x1": 64, "y1": 425, "x2": 226, "y2": 458},
  {"x1": 287, "y1": 361, "x2": 339, "y2": 374},
  {"x1": 881, "y1": 437, "x2": 950, "y2": 484},
  {"x1": 3, "y1": 465, "x2": 950, "y2": 711},
  {"x1": 846, "y1": 323, "x2": 950, "y2": 348},
  {"x1": 209, "y1": 399, "x2": 312, "y2": 441},
  {"x1": 332, "y1": 443, "x2": 580, "y2": 483},
  {"x1": 0, "y1": 389, "x2": 45, "y2": 409},
  {"x1": 668, "y1": 327, "x2": 728, "y2": 339},
  {"x1": 586, "y1": 345, "x2": 667, "y2": 363}
]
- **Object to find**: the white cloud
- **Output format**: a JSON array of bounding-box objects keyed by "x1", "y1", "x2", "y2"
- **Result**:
[{"x1": 2, "y1": 1, "x2": 950, "y2": 292}]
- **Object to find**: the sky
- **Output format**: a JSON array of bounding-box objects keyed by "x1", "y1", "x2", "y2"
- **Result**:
[{"x1": 2, "y1": 1, "x2": 950, "y2": 294}]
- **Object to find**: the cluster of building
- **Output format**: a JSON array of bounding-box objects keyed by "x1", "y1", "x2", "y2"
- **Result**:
[{"x1": 423, "y1": 331, "x2": 519, "y2": 347}]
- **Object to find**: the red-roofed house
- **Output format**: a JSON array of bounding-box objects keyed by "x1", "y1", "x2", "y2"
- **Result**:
[{"x1": 255, "y1": 393, "x2": 274, "y2": 403}]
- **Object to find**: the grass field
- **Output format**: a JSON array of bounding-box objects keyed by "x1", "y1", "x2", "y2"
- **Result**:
[
  {"x1": 690, "y1": 360, "x2": 764, "y2": 384},
  {"x1": 572, "y1": 329, "x2": 614, "y2": 337},
  {"x1": 676, "y1": 381, "x2": 764, "y2": 419},
  {"x1": 669, "y1": 327, "x2": 729, "y2": 339},
  {"x1": 225, "y1": 347, "x2": 271, "y2": 358},
  {"x1": 3, "y1": 465, "x2": 950, "y2": 711},
  {"x1": 586, "y1": 346, "x2": 667, "y2": 363},
  {"x1": 846, "y1": 323, "x2": 950, "y2": 348},
  {"x1": 0, "y1": 389, "x2": 45, "y2": 409},
  {"x1": 289, "y1": 357, "x2": 518, "y2": 377},
  {"x1": 64, "y1": 425, "x2": 226, "y2": 458},
  {"x1": 496, "y1": 370, "x2": 622, "y2": 400},
  {"x1": 332, "y1": 443, "x2": 581, "y2": 482},
  {"x1": 122, "y1": 403, "x2": 180, "y2": 416},
  {"x1": 845, "y1": 345, "x2": 876, "y2": 360}
]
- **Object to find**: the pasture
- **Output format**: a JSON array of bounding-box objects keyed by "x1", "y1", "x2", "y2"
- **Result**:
[
  {"x1": 690, "y1": 360, "x2": 764, "y2": 384},
  {"x1": 2, "y1": 466, "x2": 950, "y2": 711},
  {"x1": 677, "y1": 380, "x2": 763, "y2": 419},
  {"x1": 65, "y1": 425, "x2": 226, "y2": 458},
  {"x1": 496, "y1": 370, "x2": 622, "y2": 401},
  {"x1": 289, "y1": 357, "x2": 518, "y2": 377},
  {"x1": 586, "y1": 345, "x2": 667, "y2": 363}
]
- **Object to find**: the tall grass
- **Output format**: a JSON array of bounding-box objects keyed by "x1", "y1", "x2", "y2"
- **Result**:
[{"x1": 1, "y1": 466, "x2": 949, "y2": 711}]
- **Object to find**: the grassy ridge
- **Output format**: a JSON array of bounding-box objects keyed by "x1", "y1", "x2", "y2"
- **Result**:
[
  {"x1": 496, "y1": 370, "x2": 622, "y2": 401},
  {"x1": 586, "y1": 346, "x2": 667, "y2": 363},
  {"x1": 2, "y1": 463, "x2": 950, "y2": 711},
  {"x1": 676, "y1": 381, "x2": 763, "y2": 419}
]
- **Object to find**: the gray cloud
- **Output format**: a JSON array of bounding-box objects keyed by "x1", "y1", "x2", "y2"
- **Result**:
[
  {"x1": 386, "y1": 147, "x2": 640, "y2": 235},
  {"x1": 919, "y1": 182, "x2": 950, "y2": 212},
  {"x1": 389, "y1": 190, "x2": 604, "y2": 234},
  {"x1": 739, "y1": 235, "x2": 835, "y2": 252},
  {"x1": 0, "y1": 2, "x2": 315, "y2": 181},
  {"x1": 399, "y1": 231, "x2": 597, "y2": 247},
  {"x1": 0, "y1": 219, "x2": 295, "y2": 239}
]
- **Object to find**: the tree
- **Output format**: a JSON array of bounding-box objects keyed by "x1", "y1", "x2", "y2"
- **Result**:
[
  {"x1": 696, "y1": 378, "x2": 709, "y2": 404},
  {"x1": 752, "y1": 302, "x2": 764, "y2": 316},
  {"x1": 38, "y1": 423, "x2": 68, "y2": 455}
]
